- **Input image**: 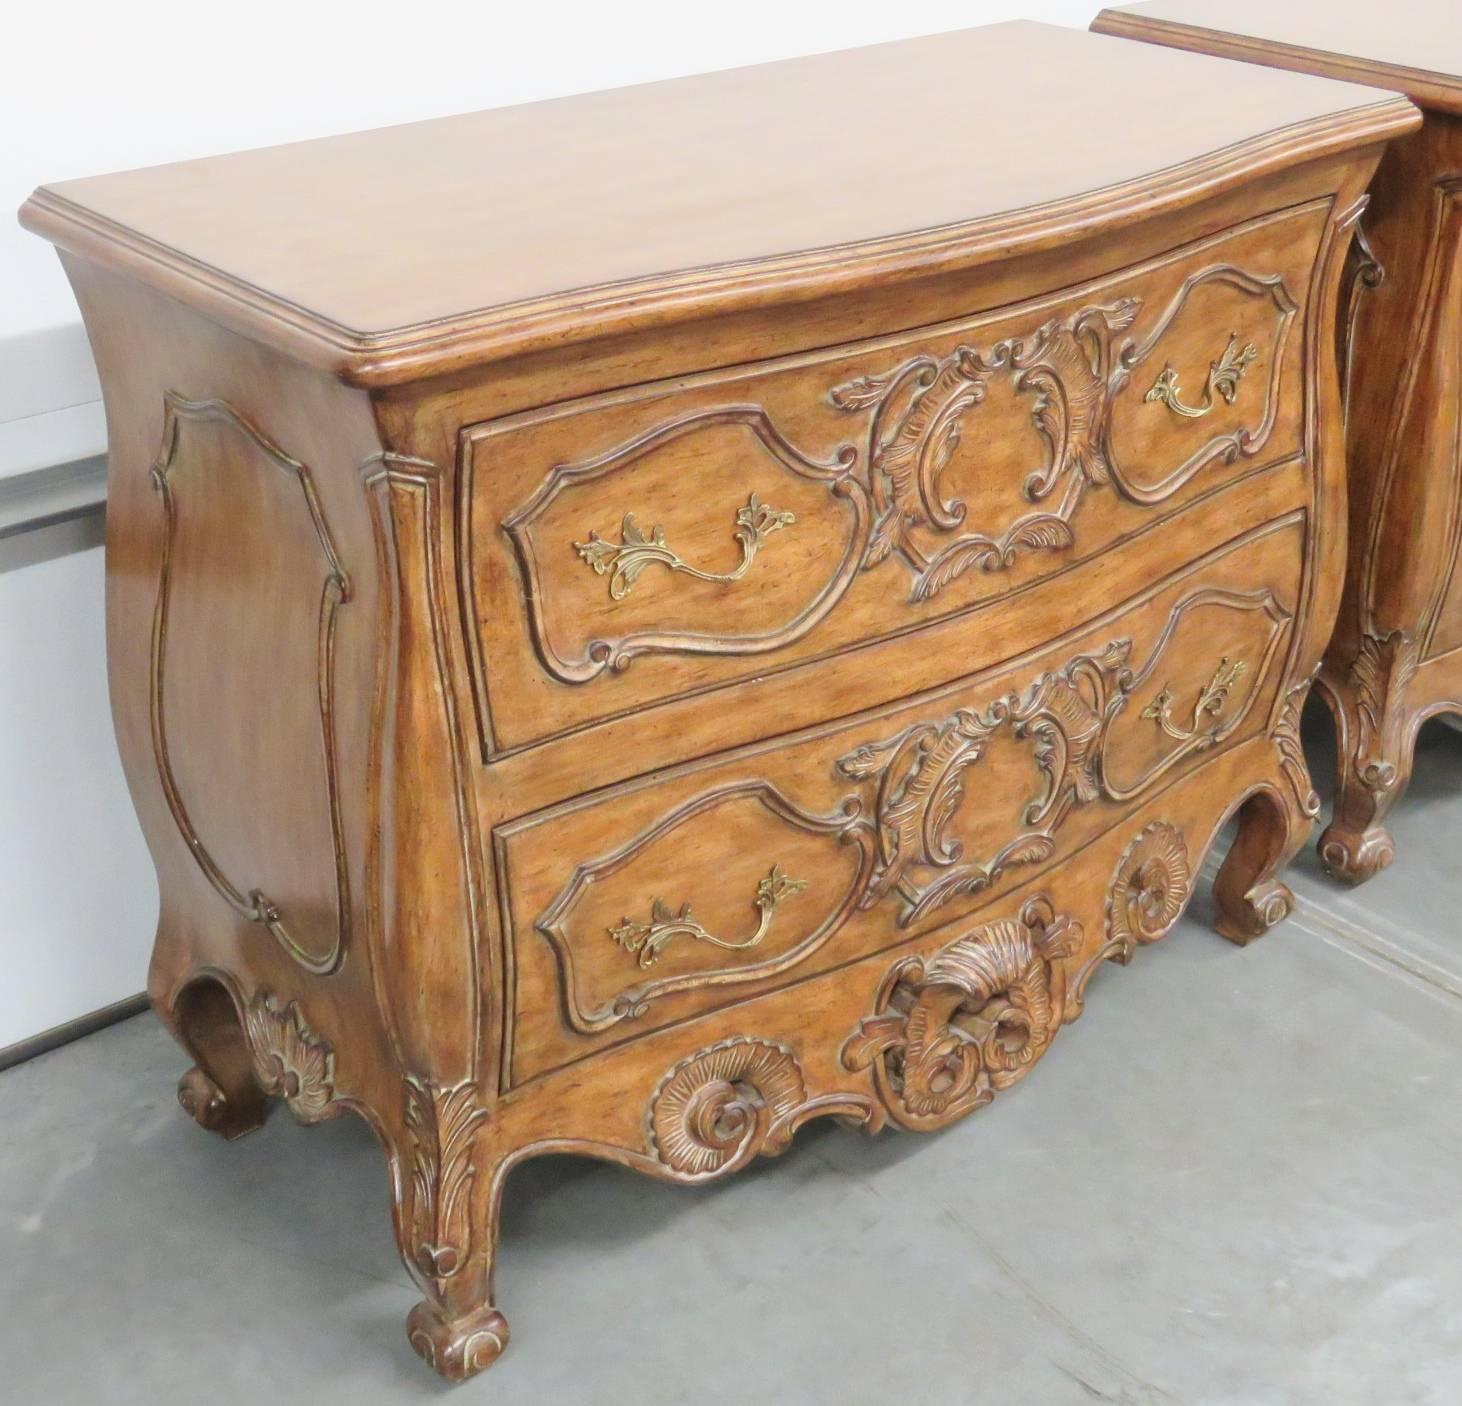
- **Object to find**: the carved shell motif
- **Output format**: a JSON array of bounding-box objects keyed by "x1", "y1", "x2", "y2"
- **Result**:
[
  {"x1": 647, "y1": 1037, "x2": 807, "y2": 1178},
  {"x1": 244, "y1": 990, "x2": 336, "y2": 1123},
  {"x1": 1105, "y1": 822, "x2": 1192, "y2": 956}
]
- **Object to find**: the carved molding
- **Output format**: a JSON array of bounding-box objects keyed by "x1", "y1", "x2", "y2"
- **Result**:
[
  {"x1": 364, "y1": 453, "x2": 488, "y2": 1084},
  {"x1": 842, "y1": 894, "x2": 1082, "y2": 1131},
  {"x1": 502, "y1": 407, "x2": 867, "y2": 681},
  {"x1": 1274, "y1": 678, "x2": 1321, "y2": 820},
  {"x1": 402, "y1": 1077, "x2": 490, "y2": 1294},
  {"x1": 1108, "y1": 265, "x2": 1297, "y2": 504},
  {"x1": 244, "y1": 990, "x2": 337, "y2": 1124},
  {"x1": 149, "y1": 393, "x2": 352, "y2": 974},
  {"x1": 1339, "y1": 223, "x2": 1384, "y2": 422},
  {"x1": 1349, "y1": 630, "x2": 1421, "y2": 794},
  {"x1": 536, "y1": 781, "x2": 874, "y2": 1034}
]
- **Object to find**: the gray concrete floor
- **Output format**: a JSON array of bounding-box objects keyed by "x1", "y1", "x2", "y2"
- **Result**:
[{"x1": 4, "y1": 710, "x2": 1462, "y2": 1404}]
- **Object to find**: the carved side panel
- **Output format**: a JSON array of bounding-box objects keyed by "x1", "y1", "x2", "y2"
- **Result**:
[{"x1": 148, "y1": 393, "x2": 351, "y2": 973}]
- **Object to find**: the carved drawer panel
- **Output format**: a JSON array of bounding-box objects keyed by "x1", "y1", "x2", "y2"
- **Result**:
[
  {"x1": 494, "y1": 514, "x2": 1304, "y2": 1086},
  {"x1": 464, "y1": 202, "x2": 1323, "y2": 757}
]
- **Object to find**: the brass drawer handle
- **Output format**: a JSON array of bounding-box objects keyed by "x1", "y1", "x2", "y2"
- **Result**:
[
  {"x1": 575, "y1": 492, "x2": 795, "y2": 601},
  {"x1": 1144, "y1": 333, "x2": 1258, "y2": 420},
  {"x1": 1141, "y1": 655, "x2": 1247, "y2": 741},
  {"x1": 610, "y1": 865, "x2": 808, "y2": 968}
]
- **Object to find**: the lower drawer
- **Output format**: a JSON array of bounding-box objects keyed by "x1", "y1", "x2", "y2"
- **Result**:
[{"x1": 495, "y1": 514, "x2": 1303, "y2": 1086}]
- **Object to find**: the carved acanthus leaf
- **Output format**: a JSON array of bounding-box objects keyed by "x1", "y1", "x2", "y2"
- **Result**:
[
  {"x1": 403, "y1": 1077, "x2": 489, "y2": 1292},
  {"x1": 244, "y1": 990, "x2": 336, "y2": 1124},
  {"x1": 1351, "y1": 630, "x2": 1420, "y2": 794}
]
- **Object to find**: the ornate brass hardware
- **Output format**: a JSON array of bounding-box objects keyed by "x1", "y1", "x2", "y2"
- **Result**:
[
  {"x1": 1144, "y1": 333, "x2": 1258, "y2": 419},
  {"x1": 575, "y1": 492, "x2": 795, "y2": 601},
  {"x1": 609, "y1": 865, "x2": 808, "y2": 968},
  {"x1": 1141, "y1": 656, "x2": 1246, "y2": 741}
]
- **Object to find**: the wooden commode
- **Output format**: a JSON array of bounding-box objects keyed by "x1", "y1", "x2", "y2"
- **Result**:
[
  {"x1": 20, "y1": 22, "x2": 1417, "y2": 1381},
  {"x1": 1092, "y1": 4, "x2": 1462, "y2": 886}
]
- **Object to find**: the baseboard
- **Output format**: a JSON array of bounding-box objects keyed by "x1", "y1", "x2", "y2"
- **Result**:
[{"x1": 0, "y1": 993, "x2": 150, "y2": 1073}]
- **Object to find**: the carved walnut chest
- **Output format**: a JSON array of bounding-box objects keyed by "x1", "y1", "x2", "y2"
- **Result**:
[
  {"x1": 20, "y1": 22, "x2": 1417, "y2": 1382},
  {"x1": 1093, "y1": 4, "x2": 1462, "y2": 887}
]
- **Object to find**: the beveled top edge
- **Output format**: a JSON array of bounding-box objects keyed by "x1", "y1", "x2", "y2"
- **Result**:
[
  {"x1": 1093, "y1": 6, "x2": 1462, "y2": 114},
  {"x1": 20, "y1": 23, "x2": 1420, "y2": 388}
]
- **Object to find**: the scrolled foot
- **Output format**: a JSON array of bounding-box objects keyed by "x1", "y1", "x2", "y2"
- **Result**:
[
  {"x1": 1212, "y1": 789, "x2": 1305, "y2": 947},
  {"x1": 177, "y1": 1065, "x2": 266, "y2": 1141},
  {"x1": 406, "y1": 1299, "x2": 510, "y2": 1382},
  {"x1": 1212, "y1": 878, "x2": 1294, "y2": 947},
  {"x1": 1318, "y1": 822, "x2": 1396, "y2": 886}
]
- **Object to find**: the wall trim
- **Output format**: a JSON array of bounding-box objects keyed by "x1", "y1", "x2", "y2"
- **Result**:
[{"x1": 0, "y1": 993, "x2": 149, "y2": 1073}]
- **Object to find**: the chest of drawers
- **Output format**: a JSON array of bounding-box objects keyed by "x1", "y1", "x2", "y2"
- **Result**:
[
  {"x1": 21, "y1": 21, "x2": 1415, "y2": 1381},
  {"x1": 1093, "y1": 6, "x2": 1462, "y2": 888}
]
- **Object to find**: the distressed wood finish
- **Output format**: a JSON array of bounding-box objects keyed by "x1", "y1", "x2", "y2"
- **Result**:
[
  {"x1": 1093, "y1": 2, "x2": 1462, "y2": 884},
  {"x1": 20, "y1": 21, "x2": 1413, "y2": 1383}
]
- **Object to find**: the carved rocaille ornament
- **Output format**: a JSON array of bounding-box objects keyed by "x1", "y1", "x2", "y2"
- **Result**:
[
  {"x1": 836, "y1": 640, "x2": 1133, "y2": 925},
  {"x1": 843, "y1": 894, "x2": 1081, "y2": 1131},
  {"x1": 830, "y1": 300, "x2": 1137, "y2": 600},
  {"x1": 1074, "y1": 822, "x2": 1192, "y2": 1015}
]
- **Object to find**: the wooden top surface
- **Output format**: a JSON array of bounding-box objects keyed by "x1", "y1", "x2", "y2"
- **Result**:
[
  {"x1": 21, "y1": 21, "x2": 1415, "y2": 386},
  {"x1": 1094, "y1": 2, "x2": 1462, "y2": 113}
]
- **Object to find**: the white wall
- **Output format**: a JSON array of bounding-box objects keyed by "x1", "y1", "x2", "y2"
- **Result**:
[
  {"x1": 0, "y1": 0, "x2": 1095, "y2": 1048},
  {"x1": 0, "y1": 545, "x2": 156, "y2": 1047}
]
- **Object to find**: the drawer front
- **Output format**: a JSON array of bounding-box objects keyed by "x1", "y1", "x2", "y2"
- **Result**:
[
  {"x1": 495, "y1": 514, "x2": 1304, "y2": 1086},
  {"x1": 465, "y1": 203, "x2": 1322, "y2": 757}
]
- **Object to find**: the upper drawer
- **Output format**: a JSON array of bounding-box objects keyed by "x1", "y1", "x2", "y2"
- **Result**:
[{"x1": 463, "y1": 202, "x2": 1324, "y2": 757}]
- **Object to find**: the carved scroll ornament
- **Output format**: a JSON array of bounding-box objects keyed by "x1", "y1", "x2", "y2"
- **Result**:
[
  {"x1": 843, "y1": 894, "x2": 1081, "y2": 1131},
  {"x1": 834, "y1": 587, "x2": 1279, "y2": 928}
]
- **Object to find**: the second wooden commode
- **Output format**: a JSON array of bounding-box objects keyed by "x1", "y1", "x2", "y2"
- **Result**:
[
  {"x1": 20, "y1": 22, "x2": 1418, "y2": 1381},
  {"x1": 1094, "y1": 4, "x2": 1462, "y2": 883}
]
